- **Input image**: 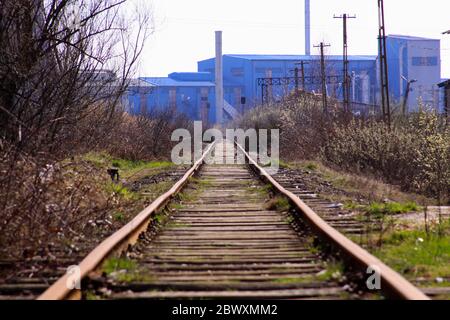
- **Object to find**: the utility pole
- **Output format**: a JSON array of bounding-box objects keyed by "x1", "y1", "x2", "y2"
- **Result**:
[
  {"x1": 294, "y1": 67, "x2": 299, "y2": 92},
  {"x1": 314, "y1": 42, "x2": 331, "y2": 113},
  {"x1": 295, "y1": 61, "x2": 309, "y2": 91},
  {"x1": 292, "y1": 61, "x2": 309, "y2": 93},
  {"x1": 443, "y1": 30, "x2": 450, "y2": 124},
  {"x1": 334, "y1": 13, "x2": 356, "y2": 113},
  {"x1": 401, "y1": 76, "x2": 417, "y2": 115},
  {"x1": 378, "y1": 0, "x2": 391, "y2": 127}
]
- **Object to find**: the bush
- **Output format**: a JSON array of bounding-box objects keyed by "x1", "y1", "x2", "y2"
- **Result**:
[
  {"x1": 236, "y1": 93, "x2": 449, "y2": 202},
  {"x1": 324, "y1": 109, "x2": 449, "y2": 200}
]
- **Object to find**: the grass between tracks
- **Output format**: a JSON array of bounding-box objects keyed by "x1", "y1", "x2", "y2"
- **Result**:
[{"x1": 102, "y1": 257, "x2": 154, "y2": 283}]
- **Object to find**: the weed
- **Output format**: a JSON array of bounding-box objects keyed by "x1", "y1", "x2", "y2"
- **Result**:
[
  {"x1": 105, "y1": 183, "x2": 136, "y2": 200},
  {"x1": 315, "y1": 262, "x2": 345, "y2": 281},
  {"x1": 85, "y1": 291, "x2": 99, "y2": 300},
  {"x1": 113, "y1": 212, "x2": 125, "y2": 222},
  {"x1": 266, "y1": 197, "x2": 291, "y2": 212},
  {"x1": 102, "y1": 258, "x2": 137, "y2": 275}
]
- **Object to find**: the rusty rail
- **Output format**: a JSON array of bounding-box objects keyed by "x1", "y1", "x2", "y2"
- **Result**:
[
  {"x1": 235, "y1": 142, "x2": 429, "y2": 300},
  {"x1": 38, "y1": 143, "x2": 216, "y2": 300}
]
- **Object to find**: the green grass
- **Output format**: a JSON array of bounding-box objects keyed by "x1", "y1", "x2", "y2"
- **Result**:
[
  {"x1": 247, "y1": 184, "x2": 273, "y2": 196},
  {"x1": 102, "y1": 258, "x2": 137, "y2": 275},
  {"x1": 315, "y1": 262, "x2": 345, "y2": 282},
  {"x1": 105, "y1": 183, "x2": 136, "y2": 200},
  {"x1": 304, "y1": 162, "x2": 318, "y2": 171},
  {"x1": 113, "y1": 211, "x2": 125, "y2": 222},
  {"x1": 85, "y1": 291, "x2": 100, "y2": 300},
  {"x1": 189, "y1": 177, "x2": 213, "y2": 186},
  {"x1": 153, "y1": 212, "x2": 168, "y2": 224},
  {"x1": 140, "y1": 181, "x2": 174, "y2": 196},
  {"x1": 374, "y1": 222, "x2": 450, "y2": 280},
  {"x1": 272, "y1": 276, "x2": 313, "y2": 284},
  {"x1": 82, "y1": 152, "x2": 174, "y2": 178},
  {"x1": 102, "y1": 257, "x2": 154, "y2": 283},
  {"x1": 366, "y1": 201, "x2": 420, "y2": 216}
]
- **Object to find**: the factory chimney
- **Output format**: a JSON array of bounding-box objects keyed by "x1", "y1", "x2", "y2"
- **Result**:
[
  {"x1": 215, "y1": 31, "x2": 224, "y2": 124},
  {"x1": 305, "y1": 0, "x2": 311, "y2": 55}
]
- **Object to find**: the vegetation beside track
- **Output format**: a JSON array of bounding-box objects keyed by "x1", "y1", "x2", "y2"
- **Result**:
[
  {"x1": 0, "y1": 151, "x2": 185, "y2": 282},
  {"x1": 277, "y1": 159, "x2": 450, "y2": 298},
  {"x1": 237, "y1": 94, "x2": 449, "y2": 204}
]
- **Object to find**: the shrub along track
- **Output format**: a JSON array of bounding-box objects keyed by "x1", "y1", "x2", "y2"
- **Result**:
[
  {"x1": 272, "y1": 168, "x2": 450, "y2": 299},
  {"x1": 0, "y1": 166, "x2": 187, "y2": 300},
  {"x1": 36, "y1": 141, "x2": 428, "y2": 300}
]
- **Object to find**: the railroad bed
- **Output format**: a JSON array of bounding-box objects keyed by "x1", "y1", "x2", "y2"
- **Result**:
[
  {"x1": 36, "y1": 141, "x2": 428, "y2": 300},
  {"x1": 90, "y1": 163, "x2": 356, "y2": 299}
]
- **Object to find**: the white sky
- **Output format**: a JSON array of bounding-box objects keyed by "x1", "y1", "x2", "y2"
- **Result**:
[{"x1": 137, "y1": 0, "x2": 450, "y2": 78}]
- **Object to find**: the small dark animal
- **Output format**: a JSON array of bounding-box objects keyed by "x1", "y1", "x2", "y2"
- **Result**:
[{"x1": 107, "y1": 168, "x2": 120, "y2": 182}]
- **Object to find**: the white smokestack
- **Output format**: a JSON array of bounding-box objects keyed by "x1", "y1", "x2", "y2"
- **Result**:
[
  {"x1": 305, "y1": 0, "x2": 311, "y2": 55},
  {"x1": 215, "y1": 31, "x2": 223, "y2": 124}
]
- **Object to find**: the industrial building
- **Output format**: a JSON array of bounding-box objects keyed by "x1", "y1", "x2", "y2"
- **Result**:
[
  {"x1": 124, "y1": 0, "x2": 445, "y2": 123},
  {"x1": 386, "y1": 35, "x2": 441, "y2": 112},
  {"x1": 127, "y1": 72, "x2": 215, "y2": 122},
  {"x1": 128, "y1": 37, "x2": 442, "y2": 123}
]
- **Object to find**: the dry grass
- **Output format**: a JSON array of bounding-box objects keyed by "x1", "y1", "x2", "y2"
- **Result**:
[{"x1": 293, "y1": 160, "x2": 436, "y2": 206}]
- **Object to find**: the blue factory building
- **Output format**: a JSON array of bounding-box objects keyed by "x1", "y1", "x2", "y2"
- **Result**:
[
  {"x1": 386, "y1": 35, "x2": 441, "y2": 112},
  {"x1": 198, "y1": 54, "x2": 378, "y2": 109},
  {"x1": 127, "y1": 34, "x2": 443, "y2": 123},
  {"x1": 127, "y1": 72, "x2": 216, "y2": 122}
]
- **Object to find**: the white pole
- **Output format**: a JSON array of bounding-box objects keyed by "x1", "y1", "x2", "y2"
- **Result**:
[
  {"x1": 305, "y1": 0, "x2": 311, "y2": 55},
  {"x1": 215, "y1": 31, "x2": 224, "y2": 124}
]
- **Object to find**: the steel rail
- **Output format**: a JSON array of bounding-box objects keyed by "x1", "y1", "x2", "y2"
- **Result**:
[
  {"x1": 38, "y1": 143, "x2": 216, "y2": 300},
  {"x1": 235, "y1": 142, "x2": 429, "y2": 300}
]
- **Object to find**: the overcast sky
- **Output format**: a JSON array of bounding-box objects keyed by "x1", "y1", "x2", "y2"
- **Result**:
[{"x1": 138, "y1": 0, "x2": 450, "y2": 78}]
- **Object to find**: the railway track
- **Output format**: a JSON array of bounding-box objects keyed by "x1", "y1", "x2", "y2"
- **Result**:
[{"x1": 36, "y1": 140, "x2": 428, "y2": 300}]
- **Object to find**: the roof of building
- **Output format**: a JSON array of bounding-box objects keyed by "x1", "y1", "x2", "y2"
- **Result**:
[
  {"x1": 387, "y1": 34, "x2": 440, "y2": 41},
  {"x1": 127, "y1": 78, "x2": 155, "y2": 88},
  {"x1": 223, "y1": 54, "x2": 377, "y2": 61},
  {"x1": 140, "y1": 77, "x2": 215, "y2": 87},
  {"x1": 168, "y1": 72, "x2": 213, "y2": 82}
]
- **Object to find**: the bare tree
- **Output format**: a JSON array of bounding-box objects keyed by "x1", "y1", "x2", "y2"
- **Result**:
[{"x1": 0, "y1": 0, "x2": 153, "y2": 156}]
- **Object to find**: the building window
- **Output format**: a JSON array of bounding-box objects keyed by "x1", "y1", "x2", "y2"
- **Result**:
[
  {"x1": 412, "y1": 56, "x2": 438, "y2": 66},
  {"x1": 231, "y1": 68, "x2": 244, "y2": 77},
  {"x1": 255, "y1": 68, "x2": 282, "y2": 75}
]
